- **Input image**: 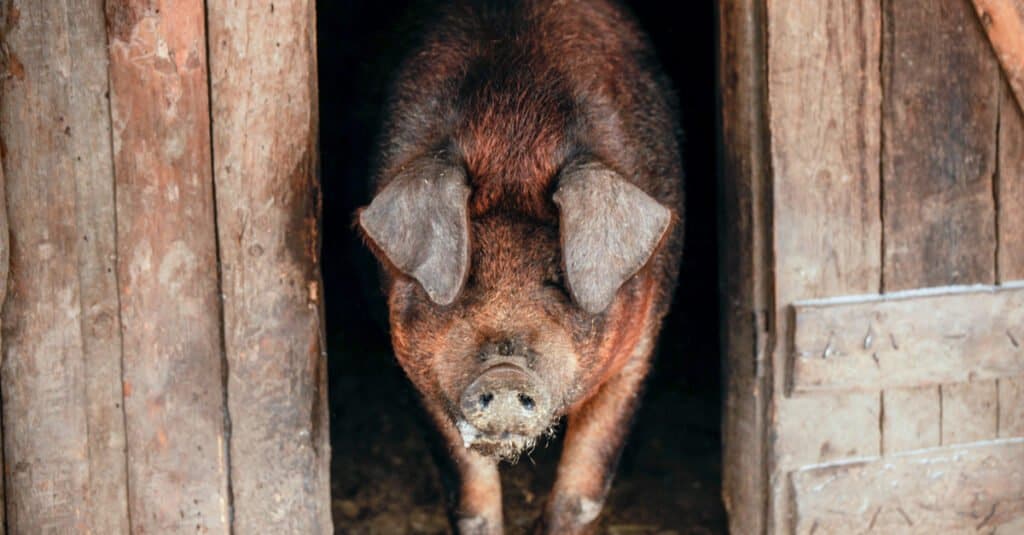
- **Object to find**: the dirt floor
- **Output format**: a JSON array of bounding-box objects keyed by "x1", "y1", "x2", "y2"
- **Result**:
[{"x1": 330, "y1": 341, "x2": 726, "y2": 535}]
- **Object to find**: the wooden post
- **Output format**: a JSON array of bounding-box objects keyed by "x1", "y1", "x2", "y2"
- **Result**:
[
  {"x1": 718, "y1": 1, "x2": 772, "y2": 533},
  {"x1": 207, "y1": 0, "x2": 332, "y2": 531},
  {"x1": 106, "y1": 1, "x2": 231, "y2": 531},
  {"x1": 0, "y1": 1, "x2": 127, "y2": 531}
]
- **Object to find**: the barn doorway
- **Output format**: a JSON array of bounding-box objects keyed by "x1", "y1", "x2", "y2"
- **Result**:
[{"x1": 317, "y1": 2, "x2": 725, "y2": 532}]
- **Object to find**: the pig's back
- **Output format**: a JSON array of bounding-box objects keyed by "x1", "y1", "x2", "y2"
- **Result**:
[{"x1": 376, "y1": 0, "x2": 682, "y2": 217}]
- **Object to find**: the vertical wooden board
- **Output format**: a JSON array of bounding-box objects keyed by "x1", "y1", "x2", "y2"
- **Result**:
[
  {"x1": 0, "y1": 1, "x2": 91, "y2": 531},
  {"x1": 767, "y1": 0, "x2": 882, "y2": 303},
  {"x1": 0, "y1": 131, "x2": 8, "y2": 535},
  {"x1": 998, "y1": 377, "x2": 1024, "y2": 437},
  {"x1": 106, "y1": 2, "x2": 230, "y2": 531},
  {"x1": 718, "y1": 1, "x2": 771, "y2": 533},
  {"x1": 206, "y1": 0, "x2": 332, "y2": 532},
  {"x1": 882, "y1": 0, "x2": 1002, "y2": 491},
  {"x1": 66, "y1": 0, "x2": 130, "y2": 532},
  {"x1": 883, "y1": 386, "x2": 940, "y2": 453},
  {"x1": 766, "y1": 0, "x2": 882, "y2": 530},
  {"x1": 1000, "y1": 78, "x2": 1024, "y2": 281},
  {"x1": 942, "y1": 381, "x2": 999, "y2": 445},
  {"x1": 882, "y1": 0, "x2": 999, "y2": 291}
]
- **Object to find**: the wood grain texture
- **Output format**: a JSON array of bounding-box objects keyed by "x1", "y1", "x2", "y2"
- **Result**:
[
  {"x1": 766, "y1": 0, "x2": 882, "y2": 530},
  {"x1": 0, "y1": 105, "x2": 8, "y2": 535},
  {"x1": 882, "y1": 0, "x2": 999, "y2": 291},
  {"x1": 1, "y1": 1, "x2": 98, "y2": 530},
  {"x1": 882, "y1": 386, "x2": 940, "y2": 453},
  {"x1": 942, "y1": 381, "x2": 999, "y2": 444},
  {"x1": 775, "y1": 394, "x2": 880, "y2": 468},
  {"x1": 999, "y1": 78, "x2": 1024, "y2": 281},
  {"x1": 67, "y1": 1, "x2": 131, "y2": 532},
  {"x1": 790, "y1": 285, "x2": 1024, "y2": 392},
  {"x1": 206, "y1": 0, "x2": 332, "y2": 531},
  {"x1": 972, "y1": 0, "x2": 1024, "y2": 112},
  {"x1": 718, "y1": 0, "x2": 771, "y2": 532},
  {"x1": 791, "y1": 439, "x2": 1024, "y2": 534},
  {"x1": 999, "y1": 377, "x2": 1024, "y2": 437},
  {"x1": 106, "y1": 1, "x2": 231, "y2": 531},
  {"x1": 881, "y1": 0, "x2": 1004, "y2": 504}
]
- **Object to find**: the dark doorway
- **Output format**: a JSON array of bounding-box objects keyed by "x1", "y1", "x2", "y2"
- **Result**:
[{"x1": 318, "y1": 2, "x2": 724, "y2": 532}]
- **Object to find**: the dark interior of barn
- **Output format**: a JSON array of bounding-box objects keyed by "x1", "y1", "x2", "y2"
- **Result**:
[{"x1": 318, "y1": 1, "x2": 724, "y2": 532}]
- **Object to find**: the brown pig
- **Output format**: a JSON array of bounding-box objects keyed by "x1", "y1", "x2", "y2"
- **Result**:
[{"x1": 356, "y1": 1, "x2": 683, "y2": 532}]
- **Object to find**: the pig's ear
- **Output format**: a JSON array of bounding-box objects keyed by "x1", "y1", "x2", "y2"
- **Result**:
[
  {"x1": 553, "y1": 163, "x2": 672, "y2": 314},
  {"x1": 358, "y1": 162, "x2": 471, "y2": 305}
]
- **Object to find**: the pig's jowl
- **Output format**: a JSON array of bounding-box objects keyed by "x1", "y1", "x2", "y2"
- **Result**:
[{"x1": 356, "y1": 1, "x2": 684, "y2": 533}]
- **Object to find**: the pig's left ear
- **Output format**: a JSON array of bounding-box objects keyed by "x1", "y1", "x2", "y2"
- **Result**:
[
  {"x1": 358, "y1": 161, "x2": 471, "y2": 305},
  {"x1": 553, "y1": 163, "x2": 672, "y2": 314}
]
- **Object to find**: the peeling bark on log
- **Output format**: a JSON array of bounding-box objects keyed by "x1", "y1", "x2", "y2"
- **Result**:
[
  {"x1": 106, "y1": 1, "x2": 231, "y2": 531},
  {"x1": 207, "y1": 0, "x2": 332, "y2": 531}
]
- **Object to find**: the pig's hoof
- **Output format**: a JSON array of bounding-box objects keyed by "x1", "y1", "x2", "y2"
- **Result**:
[
  {"x1": 535, "y1": 494, "x2": 603, "y2": 534},
  {"x1": 457, "y1": 515, "x2": 501, "y2": 535}
]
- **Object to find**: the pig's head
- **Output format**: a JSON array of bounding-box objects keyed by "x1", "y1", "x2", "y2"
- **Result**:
[{"x1": 358, "y1": 157, "x2": 672, "y2": 461}]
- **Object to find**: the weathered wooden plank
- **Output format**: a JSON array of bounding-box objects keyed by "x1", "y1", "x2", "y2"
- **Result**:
[
  {"x1": 718, "y1": 0, "x2": 771, "y2": 533},
  {"x1": 942, "y1": 381, "x2": 999, "y2": 445},
  {"x1": 882, "y1": 386, "x2": 940, "y2": 453},
  {"x1": 206, "y1": 0, "x2": 332, "y2": 532},
  {"x1": 1, "y1": 2, "x2": 92, "y2": 531},
  {"x1": 882, "y1": 0, "x2": 999, "y2": 290},
  {"x1": 106, "y1": 2, "x2": 231, "y2": 531},
  {"x1": 881, "y1": 0, "x2": 1004, "y2": 504},
  {"x1": 972, "y1": 0, "x2": 1024, "y2": 112},
  {"x1": 776, "y1": 394, "x2": 880, "y2": 469},
  {"x1": 767, "y1": 0, "x2": 883, "y2": 530},
  {"x1": 0, "y1": 119, "x2": 8, "y2": 535},
  {"x1": 998, "y1": 377, "x2": 1024, "y2": 437},
  {"x1": 767, "y1": 0, "x2": 882, "y2": 304},
  {"x1": 790, "y1": 285, "x2": 1024, "y2": 392},
  {"x1": 791, "y1": 439, "x2": 1024, "y2": 534},
  {"x1": 1000, "y1": 77, "x2": 1024, "y2": 281},
  {"x1": 67, "y1": 1, "x2": 130, "y2": 532}
]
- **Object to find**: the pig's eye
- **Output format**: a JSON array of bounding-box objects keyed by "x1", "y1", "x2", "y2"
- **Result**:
[{"x1": 543, "y1": 273, "x2": 571, "y2": 299}]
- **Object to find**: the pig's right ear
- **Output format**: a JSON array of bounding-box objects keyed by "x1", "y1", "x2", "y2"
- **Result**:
[{"x1": 358, "y1": 163, "x2": 471, "y2": 306}]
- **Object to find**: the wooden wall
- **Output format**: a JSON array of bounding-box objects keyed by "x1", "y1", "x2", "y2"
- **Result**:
[
  {"x1": 0, "y1": 1, "x2": 331, "y2": 532},
  {"x1": 721, "y1": 0, "x2": 1024, "y2": 533}
]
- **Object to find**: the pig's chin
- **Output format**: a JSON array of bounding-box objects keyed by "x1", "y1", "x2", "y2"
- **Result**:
[{"x1": 456, "y1": 419, "x2": 557, "y2": 463}]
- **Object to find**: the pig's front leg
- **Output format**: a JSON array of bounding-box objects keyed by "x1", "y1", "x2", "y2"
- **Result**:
[
  {"x1": 539, "y1": 357, "x2": 651, "y2": 534},
  {"x1": 429, "y1": 407, "x2": 504, "y2": 534}
]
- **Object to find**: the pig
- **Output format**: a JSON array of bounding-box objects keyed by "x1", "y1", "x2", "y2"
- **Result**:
[{"x1": 356, "y1": 1, "x2": 683, "y2": 532}]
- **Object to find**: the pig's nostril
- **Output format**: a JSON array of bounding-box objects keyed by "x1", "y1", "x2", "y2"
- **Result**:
[
  {"x1": 479, "y1": 392, "x2": 494, "y2": 409},
  {"x1": 518, "y1": 393, "x2": 535, "y2": 411}
]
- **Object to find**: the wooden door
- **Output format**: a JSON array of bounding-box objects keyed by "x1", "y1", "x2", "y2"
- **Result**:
[{"x1": 720, "y1": 0, "x2": 1024, "y2": 533}]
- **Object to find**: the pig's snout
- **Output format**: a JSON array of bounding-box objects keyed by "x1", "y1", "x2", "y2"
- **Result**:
[{"x1": 459, "y1": 361, "x2": 552, "y2": 440}]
